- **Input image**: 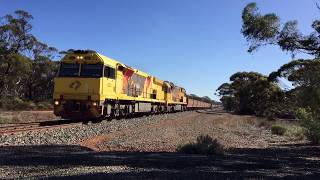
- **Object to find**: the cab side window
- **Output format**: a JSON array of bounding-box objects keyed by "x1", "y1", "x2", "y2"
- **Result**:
[
  {"x1": 109, "y1": 67, "x2": 115, "y2": 79},
  {"x1": 104, "y1": 66, "x2": 116, "y2": 79}
]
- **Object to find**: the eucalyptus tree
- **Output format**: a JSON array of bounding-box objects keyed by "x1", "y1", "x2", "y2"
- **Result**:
[
  {"x1": 241, "y1": 2, "x2": 320, "y2": 143},
  {"x1": 217, "y1": 72, "x2": 283, "y2": 117},
  {"x1": 242, "y1": 2, "x2": 320, "y2": 57},
  {"x1": 0, "y1": 10, "x2": 57, "y2": 101}
]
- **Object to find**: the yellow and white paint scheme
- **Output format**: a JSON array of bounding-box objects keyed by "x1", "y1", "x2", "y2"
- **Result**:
[{"x1": 53, "y1": 50, "x2": 187, "y2": 120}]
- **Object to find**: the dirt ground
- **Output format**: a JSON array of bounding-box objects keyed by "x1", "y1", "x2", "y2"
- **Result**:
[
  {"x1": 80, "y1": 109, "x2": 305, "y2": 152},
  {"x1": 1, "y1": 144, "x2": 319, "y2": 179},
  {"x1": 1, "y1": 108, "x2": 319, "y2": 179}
]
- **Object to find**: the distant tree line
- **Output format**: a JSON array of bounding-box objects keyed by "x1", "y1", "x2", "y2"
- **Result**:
[
  {"x1": 216, "y1": 3, "x2": 320, "y2": 143},
  {"x1": 0, "y1": 10, "x2": 58, "y2": 109}
]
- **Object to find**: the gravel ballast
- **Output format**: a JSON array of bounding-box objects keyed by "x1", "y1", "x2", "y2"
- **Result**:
[
  {"x1": 0, "y1": 109, "x2": 319, "y2": 179},
  {"x1": 0, "y1": 112, "x2": 191, "y2": 146}
]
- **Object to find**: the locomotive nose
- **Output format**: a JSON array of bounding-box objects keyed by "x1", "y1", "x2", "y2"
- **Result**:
[{"x1": 54, "y1": 78, "x2": 101, "y2": 100}]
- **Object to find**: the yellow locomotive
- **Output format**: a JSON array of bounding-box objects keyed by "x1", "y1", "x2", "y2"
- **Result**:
[{"x1": 53, "y1": 50, "x2": 187, "y2": 119}]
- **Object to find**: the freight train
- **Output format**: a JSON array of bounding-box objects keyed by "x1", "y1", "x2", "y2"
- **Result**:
[{"x1": 53, "y1": 50, "x2": 211, "y2": 120}]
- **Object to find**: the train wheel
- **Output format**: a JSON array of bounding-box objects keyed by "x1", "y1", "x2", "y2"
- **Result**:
[
  {"x1": 113, "y1": 103, "x2": 120, "y2": 120},
  {"x1": 120, "y1": 108, "x2": 128, "y2": 119}
]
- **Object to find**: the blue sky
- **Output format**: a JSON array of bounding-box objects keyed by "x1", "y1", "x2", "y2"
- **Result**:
[{"x1": 1, "y1": 0, "x2": 318, "y2": 100}]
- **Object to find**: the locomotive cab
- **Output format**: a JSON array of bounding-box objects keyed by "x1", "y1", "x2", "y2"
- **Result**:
[{"x1": 53, "y1": 50, "x2": 117, "y2": 119}]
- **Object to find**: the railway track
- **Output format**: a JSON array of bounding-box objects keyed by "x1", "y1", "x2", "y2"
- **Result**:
[
  {"x1": 0, "y1": 120, "x2": 83, "y2": 135},
  {"x1": 0, "y1": 108, "x2": 218, "y2": 135}
]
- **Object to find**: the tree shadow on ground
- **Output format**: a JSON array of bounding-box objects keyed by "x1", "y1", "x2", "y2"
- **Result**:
[{"x1": 0, "y1": 144, "x2": 319, "y2": 179}]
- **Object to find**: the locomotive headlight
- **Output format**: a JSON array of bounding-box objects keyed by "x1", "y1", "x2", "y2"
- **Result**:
[
  {"x1": 54, "y1": 100, "x2": 59, "y2": 105},
  {"x1": 76, "y1": 56, "x2": 84, "y2": 60},
  {"x1": 92, "y1": 102, "x2": 97, "y2": 106}
]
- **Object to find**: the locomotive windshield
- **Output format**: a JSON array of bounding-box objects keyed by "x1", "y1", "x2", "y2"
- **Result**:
[
  {"x1": 80, "y1": 64, "x2": 103, "y2": 78},
  {"x1": 59, "y1": 63, "x2": 79, "y2": 77},
  {"x1": 59, "y1": 63, "x2": 103, "y2": 78}
]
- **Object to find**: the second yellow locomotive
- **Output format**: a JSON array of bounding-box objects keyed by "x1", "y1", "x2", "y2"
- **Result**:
[{"x1": 53, "y1": 50, "x2": 187, "y2": 119}]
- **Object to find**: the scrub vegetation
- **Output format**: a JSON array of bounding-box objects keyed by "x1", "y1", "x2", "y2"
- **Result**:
[
  {"x1": 217, "y1": 3, "x2": 320, "y2": 144},
  {"x1": 177, "y1": 134, "x2": 224, "y2": 155},
  {"x1": 0, "y1": 10, "x2": 58, "y2": 110},
  {"x1": 271, "y1": 124, "x2": 287, "y2": 136}
]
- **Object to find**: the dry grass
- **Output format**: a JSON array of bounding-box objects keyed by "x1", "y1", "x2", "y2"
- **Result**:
[
  {"x1": 257, "y1": 118, "x2": 306, "y2": 140},
  {"x1": 0, "y1": 111, "x2": 57, "y2": 124}
]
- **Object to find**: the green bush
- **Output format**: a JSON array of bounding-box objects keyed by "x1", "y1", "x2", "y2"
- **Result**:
[
  {"x1": 296, "y1": 108, "x2": 320, "y2": 144},
  {"x1": 0, "y1": 97, "x2": 20, "y2": 110},
  {"x1": 13, "y1": 101, "x2": 36, "y2": 110},
  {"x1": 36, "y1": 101, "x2": 53, "y2": 110},
  {"x1": 286, "y1": 126, "x2": 306, "y2": 141},
  {"x1": 177, "y1": 135, "x2": 224, "y2": 155},
  {"x1": 271, "y1": 124, "x2": 287, "y2": 136},
  {"x1": 0, "y1": 98, "x2": 53, "y2": 111},
  {"x1": 263, "y1": 109, "x2": 276, "y2": 120}
]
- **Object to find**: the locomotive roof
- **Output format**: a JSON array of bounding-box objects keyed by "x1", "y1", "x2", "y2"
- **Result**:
[
  {"x1": 99, "y1": 53, "x2": 151, "y2": 77},
  {"x1": 60, "y1": 50, "x2": 184, "y2": 89},
  {"x1": 61, "y1": 51, "x2": 151, "y2": 77}
]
